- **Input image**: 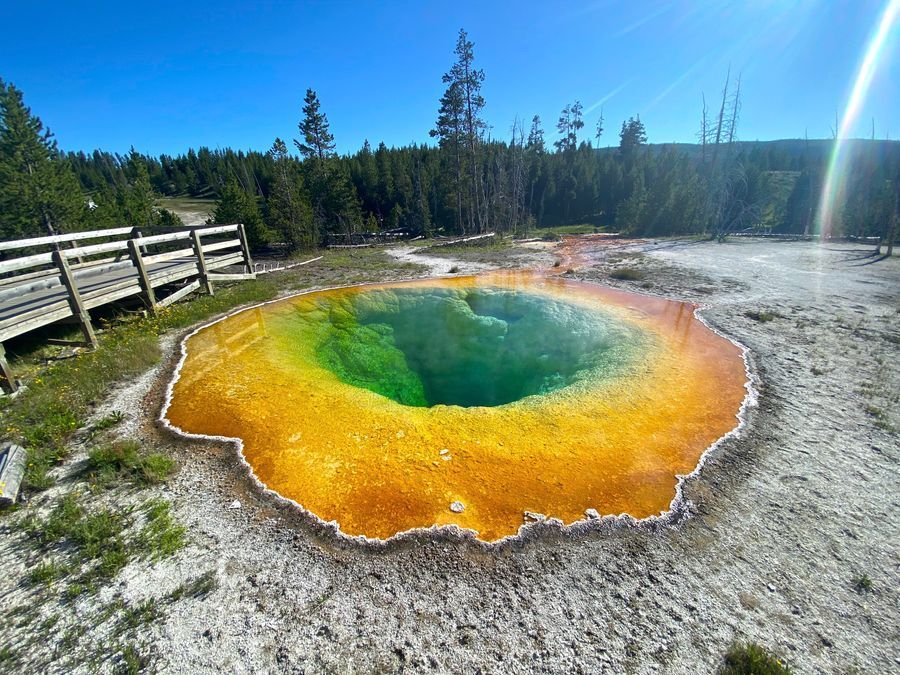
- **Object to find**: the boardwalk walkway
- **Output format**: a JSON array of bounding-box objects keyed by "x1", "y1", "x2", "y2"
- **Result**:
[{"x1": 0, "y1": 224, "x2": 255, "y2": 393}]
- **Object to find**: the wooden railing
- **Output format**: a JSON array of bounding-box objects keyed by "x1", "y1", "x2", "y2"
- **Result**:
[{"x1": 0, "y1": 224, "x2": 254, "y2": 393}]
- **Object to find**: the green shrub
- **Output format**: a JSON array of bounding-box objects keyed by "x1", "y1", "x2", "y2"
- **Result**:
[
  {"x1": 27, "y1": 559, "x2": 69, "y2": 586},
  {"x1": 745, "y1": 310, "x2": 777, "y2": 323},
  {"x1": 852, "y1": 573, "x2": 873, "y2": 594},
  {"x1": 87, "y1": 440, "x2": 176, "y2": 487},
  {"x1": 721, "y1": 642, "x2": 792, "y2": 674}
]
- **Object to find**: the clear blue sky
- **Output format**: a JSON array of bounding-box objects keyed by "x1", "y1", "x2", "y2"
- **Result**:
[{"x1": 1, "y1": 1, "x2": 897, "y2": 156}]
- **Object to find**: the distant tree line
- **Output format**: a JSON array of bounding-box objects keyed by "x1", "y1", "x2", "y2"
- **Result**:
[{"x1": 2, "y1": 29, "x2": 899, "y2": 253}]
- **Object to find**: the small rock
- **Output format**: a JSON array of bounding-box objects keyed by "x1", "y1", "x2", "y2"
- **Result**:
[
  {"x1": 439, "y1": 448, "x2": 450, "y2": 455},
  {"x1": 229, "y1": 500, "x2": 242, "y2": 510},
  {"x1": 450, "y1": 501, "x2": 465, "y2": 513},
  {"x1": 584, "y1": 508, "x2": 601, "y2": 519},
  {"x1": 524, "y1": 511, "x2": 546, "y2": 522},
  {"x1": 767, "y1": 583, "x2": 776, "y2": 593}
]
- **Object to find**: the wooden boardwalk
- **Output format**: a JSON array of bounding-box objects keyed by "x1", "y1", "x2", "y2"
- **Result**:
[{"x1": 0, "y1": 224, "x2": 255, "y2": 393}]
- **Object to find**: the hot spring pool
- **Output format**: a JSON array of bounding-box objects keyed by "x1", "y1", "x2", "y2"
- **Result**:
[{"x1": 163, "y1": 272, "x2": 748, "y2": 542}]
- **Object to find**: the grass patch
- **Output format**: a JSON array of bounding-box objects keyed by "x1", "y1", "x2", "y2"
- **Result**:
[
  {"x1": 115, "y1": 643, "x2": 153, "y2": 675},
  {"x1": 116, "y1": 599, "x2": 161, "y2": 635},
  {"x1": 21, "y1": 493, "x2": 184, "y2": 595},
  {"x1": 0, "y1": 645, "x2": 16, "y2": 665},
  {"x1": 27, "y1": 559, "x2": 70, "y2": 586},
  {"x1": 168, "y1": 570, "x2": 218, "y2": 601},
  {"x1": 863, "y1": 405, "x2": 894, "y2": 432},
  {"x1": 90, "y1": 410, "x2": 126, "y2": 434},
  {"x1": 134, "y1": 499, "x2": 186, "y2": 561},
  {"x1": 721, "y1": 642, "x2": 792, "y2": 674},
  {"x1": 0, "y1": 278, "x2": 279, "y2": 492},
  {"x1": 87, "y1": 440, "x2": 176, "y2": 488},
  {"x1": 745, "y1": 309, "x2": 778, "y2": 323},
  {"x1": 609, "y1": 267, "x2": 646, "y2": 281}
]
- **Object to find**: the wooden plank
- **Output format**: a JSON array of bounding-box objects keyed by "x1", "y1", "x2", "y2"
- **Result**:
[
  {"x1": 147, "y1": 264, "x2": 201, "y2": 287},
  {"x1": 237, "y1": 224, "x2": 254, "y2": 273},
  {"x1": 0, "y1": 307, "x2": 73, "y2": 343},
  {"x1": 0, "y1": 443, "x2": 26, "y2": 503},
  {"x1": 52, "y1": 250, "x2": 98, "y2": 348},
  {"x1": 65, "y1": 239, "x2": 130, "y2": 258},
  {"x1": 83, "y1": 283, "x2": 144, "y2": 309},
  {"x1": 128, "y1": 239, "x2": 156, "y2": 310},
  {"x1": 191, "y1": 230, "x2": 213, "y2": 295},
  {"x1": 201, "y1": 239, "x2": 241, "y2": 254},
  {"x1": 142, "y1": 247, "x2": 195, "y2": 266},
  {"x1": 0, "y1": 256, "x2": 124, "y2": 289},
  {"x1": 0, "y1": 252, "x2": 54, "y2": 275},
  {"x1": 207, "y1": 273, "x2": 256, "y2": 281},
  {"x1": 157, "y1": 280, "x2": 200, "y2": 307},
  {"x1": 139, "y1": 231, "x2": 192, "y2": 246},
  {"x1": 0, "y1": 297, "x2": 70, "y2": 332},
  {"x1": 205, "y1": 252, "x2": 245, "y2": 270},
  {"x1": 195, "y1": 224, "x2": 239, "y2": 237},
  {"x1": 0, "y1": 344, "x2": 17, "y2": 394},
  {"x1": 0, "y1": 227, "x2": 133, "y2": 252},
  {"x1": 81, "y1": 278, "x2": 143, "y2": 303},
  {"x1": 191, "y1": 229, "x2": 213, "y2": 295}
]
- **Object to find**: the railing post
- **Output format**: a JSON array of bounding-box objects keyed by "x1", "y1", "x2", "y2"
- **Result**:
[
  {"x1": 133, "y1": 228, "x2": 148, "y2": 255},
  {"x1": 127, "y1": 239, "x2": 157, "y2": 312},
  {"x1": 52, "y1": 250, "x2": 98, "y2": 349},
  {"x1": 68, "y1": 240, "x2": 85, "y2": 266},
  {"x1": 237, "y1": 223, "x2": 255, "y2": 275},
  {"x1": 190, "y1": 230, "x2": 214, "y2": 296},
  {"x1": 0, "y1": 343, "x2": 18, "y2": 394}
]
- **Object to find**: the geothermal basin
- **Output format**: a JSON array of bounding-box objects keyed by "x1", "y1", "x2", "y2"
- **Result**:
[{"x1": 163, "y1": 272, "x2": 748, "y2": 542}]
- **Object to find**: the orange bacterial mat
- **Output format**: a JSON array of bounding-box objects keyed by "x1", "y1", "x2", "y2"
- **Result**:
[{"x1": 163, "y1": 271, "x2": 748, "y2": 542}]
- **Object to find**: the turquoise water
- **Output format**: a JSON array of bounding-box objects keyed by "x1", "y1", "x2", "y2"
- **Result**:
[{"x1": 314, "y1": 287, "x2": 643, "y2": 408}]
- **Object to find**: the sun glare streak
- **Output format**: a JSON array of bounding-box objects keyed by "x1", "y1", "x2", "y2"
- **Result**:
[
  {"x1": 614, "y1": 2, "x2": 674, "y2": 38},
  {"x1": 817, "y1": 0, "x2": 900, "y2": 236},
  {"x1": 643, "y1": 52, "x2": 713, "y2": 113},
  {"x1": 585, "y1": 79, "x2": 632, "y2": 114}
]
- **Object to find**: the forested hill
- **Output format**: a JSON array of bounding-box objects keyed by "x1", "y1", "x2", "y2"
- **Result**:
[
  {"x1": 64, "y1": 136, "x2": 900, "y2": 244},
  {"x1": 628, "y1": 138, "x2": 900, "y2": 166}
]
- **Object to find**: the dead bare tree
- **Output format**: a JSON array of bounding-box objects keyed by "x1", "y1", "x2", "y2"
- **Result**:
[{"x1": 698, "y1": 67, "x2": 751, "y2": 239}]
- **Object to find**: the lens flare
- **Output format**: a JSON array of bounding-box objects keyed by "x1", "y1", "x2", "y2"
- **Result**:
[{"x1": 817, "y1": 0, "x2": 900, "y2": 236}]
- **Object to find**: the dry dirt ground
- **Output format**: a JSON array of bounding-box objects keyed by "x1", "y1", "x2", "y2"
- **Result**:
[{"x1": 1, "y1": 238, "x2": 898, "y2": 673}]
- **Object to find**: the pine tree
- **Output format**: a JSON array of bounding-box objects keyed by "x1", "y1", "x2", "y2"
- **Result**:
[
  {"x1": 212, "y1": 178, "x2": 271, "y2": 250},
  {"x1": 618, "y1": 116, "x2": 647, "y2": 162},
  {"x1": 294, "y1": 89, "x2": 360, "y2": 240},
  {"x1": 120, "y1": 150, "x2": 157, "y2": 228},
  {"x1": 0, "y1": 79, "x2": 83, "y2": 239},
  {"x1": 267, "y1": 138, "x2": 314, "y2": 249},
  {"x1": 431, "y1": 79, "x2": 466, "y2": 233},
  {"x1": 295, "y1": 88, "x2": 336, "y2": 163},
  {"x1": 433, "y1": 29, "x2": 487, "y2": 233},
  {"x1": 554, "y1": 101, "x2": 584, "y2": 153}
]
